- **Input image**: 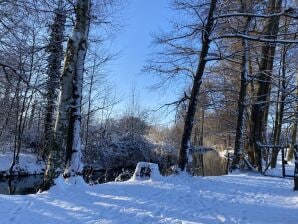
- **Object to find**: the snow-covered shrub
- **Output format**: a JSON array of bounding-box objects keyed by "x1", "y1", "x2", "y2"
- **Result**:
[
  {"x1": 115, "y1": 169, "x2": 134, "y2": 182},
  {"x1": 118, "y1": 115, "x2": 149, "y2": 137},
  {"x1": 82, "y1": 116, "x2": 178, "y2": 172},
  {"x1": 83, "y1": 116, "x2": 154, "y2": 169}
]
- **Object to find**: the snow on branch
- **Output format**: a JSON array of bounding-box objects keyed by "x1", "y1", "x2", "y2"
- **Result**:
[
  {"x1": 215, "y1": 8, "x2": 298, "y2": 19},
  {"x1": 213, "y1": 33, "x2": 298, "y2": 44}
]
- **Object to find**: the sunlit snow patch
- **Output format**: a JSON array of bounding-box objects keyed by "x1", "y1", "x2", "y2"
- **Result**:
[{"x1": 48, "y1": 175, "x2": 89, "y2": 194}]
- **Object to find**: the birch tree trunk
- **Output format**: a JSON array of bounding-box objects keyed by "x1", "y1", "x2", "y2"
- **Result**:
[
  {"x1": 178, "y1": 0, "x2": 217, "y2": 171},
  {"x1": 63, "y1": 0, "x2": 90, "y2": 178},
  {"x1": 42, "y1": 0, "x2": 90, "y2": 189},
  {"x1": 43, "y1": 0, "x2": 66, "y2": 160}
]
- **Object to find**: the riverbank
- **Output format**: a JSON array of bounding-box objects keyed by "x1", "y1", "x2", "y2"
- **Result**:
[{"x1": 0, "y1": 152, "x2": 44, "y2": 177}]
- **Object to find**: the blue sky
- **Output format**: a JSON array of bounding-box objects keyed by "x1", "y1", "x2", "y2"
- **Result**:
[{"x1": 107, "y1": 0, "x2": 178, "y2": 124}]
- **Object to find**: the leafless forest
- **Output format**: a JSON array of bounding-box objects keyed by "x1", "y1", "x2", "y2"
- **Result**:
[{"x1": 0, "y1": 0, "x2": 297, "y2": 190}]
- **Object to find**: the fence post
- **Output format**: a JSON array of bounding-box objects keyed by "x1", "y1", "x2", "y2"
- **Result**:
[
  {"x1": 294, "y1": 145, "x2": 298, "y2": 191},
  {"x1": 256, "y1": 142, "x2": 262, "y2": 173},
  {"x1": 201, "y1": 153, "x2": 204, "y2": 176},
  {"x1": 281, "y1": 147, "x2": 285, "y2": 178}
]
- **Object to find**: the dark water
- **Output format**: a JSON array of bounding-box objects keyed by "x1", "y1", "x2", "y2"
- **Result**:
[
  {"x1": 0, "y1": 175, "x2": 44, "y2": 195},
  {"x1": 0, "y1": 167, "x2": 135, "y2": 195}
]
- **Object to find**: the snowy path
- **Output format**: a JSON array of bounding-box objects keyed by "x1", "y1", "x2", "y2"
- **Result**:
[{"x1": 0, "y1": 173, "x2": 297, "y2": 224}]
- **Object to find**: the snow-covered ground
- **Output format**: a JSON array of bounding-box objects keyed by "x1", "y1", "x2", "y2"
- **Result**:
[
  {"x1": 265, "y1": 156, "x2": 295, "y2": 177},
  {"x1": 0, "y1": 152, "x2": 44, "y2": 175},
  {"x1": 1, "y1": 171, "x2": 297, "y2": 224}
]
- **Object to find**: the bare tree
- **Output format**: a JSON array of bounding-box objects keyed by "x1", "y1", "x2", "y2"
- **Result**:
[
  {"x1": 248, "y1": 0, "x2": 282, "y2": 170},
  {"x1": 42, "y1": 0, "x2": 91, "y2": 189},
  {"x1": 287, "y1": 72, "x2": 298, "y2": 162},
  {"x1": 177, "y1": 0, "x2": 217, "y2": 170},
  {"x1": 43, "y1": 0, "x2": 67, "y2": 160},
  {"x1": 231, "y1": 2, "x2": 252, "y2": 168}
]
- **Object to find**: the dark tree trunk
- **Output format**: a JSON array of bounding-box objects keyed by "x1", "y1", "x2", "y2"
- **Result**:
[
  {"x1": 9, "y1": 80, "x2": 21, "y2": 175},
  {"x1": 248, "y1": 0, "x2": 282, "y2": 171},
  {"x1": 231, "y1": 15, "x2": 251, "y2": 169},
  {"x1": 271, "y1": 16, "x2": 291, "y2": 168},
  {"x1": 178, "y1": 0, "x2": 217, "y2": 170},
  {"x1": 193, "y1": 121, "x2": 200, "y2": 146},
  {"x1": 43, "y1": 0, "x2": 66, "y2": 160},
  {"x1": 85, "y1": 58, "x2": 95, "y2": 148},
  {"x1": 287, "y1": 73, "x2": 298, "y2": 162},
  {"x1": 287, "y1": 118, "x2": 297, "y2": 162},
  {"x1": 294, "y1": 145, "x2": 298, "y2": 191},
  {"x1": 193, "y1": 107, "x2": 204, "y2": 146},
  {"x1": 271, "y1": 45, "x2": 288, "y2": 168},
  {"x1": 199, "y1": 107, "x2": 205, "y2": 146}
]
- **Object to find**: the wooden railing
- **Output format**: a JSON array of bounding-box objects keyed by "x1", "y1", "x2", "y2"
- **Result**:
[{"x1": 256, "y1": 142, "x2": 292, "y2": 178}]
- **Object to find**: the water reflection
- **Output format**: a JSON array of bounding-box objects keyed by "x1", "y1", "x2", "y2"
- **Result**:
[
  {"x1": 0, "y1": 175, "x2": 43, "y2": 195},
  {"x1": 0, "y1": 167, "x2": 135, "y2": 195}
]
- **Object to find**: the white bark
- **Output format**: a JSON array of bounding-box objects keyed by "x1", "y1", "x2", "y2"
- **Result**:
[
  {"x1": 62, "y1": 0, "x2": 91, "y2": 177},
  {"x1": 43, "y1": 0, "x2": 91, "y2": 189}
]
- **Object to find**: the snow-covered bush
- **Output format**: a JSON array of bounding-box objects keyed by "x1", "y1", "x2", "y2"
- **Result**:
[{"x1": 82, "y1": 116, "x2": 177, "y2": 172}]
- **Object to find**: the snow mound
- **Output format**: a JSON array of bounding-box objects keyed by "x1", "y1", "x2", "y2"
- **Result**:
[
  {"x1": 131, "y1": 162, "x2": 162, "y2": 181},
  {"x1": 49, "y1": 175, "x2": 89, "y2": 194}
]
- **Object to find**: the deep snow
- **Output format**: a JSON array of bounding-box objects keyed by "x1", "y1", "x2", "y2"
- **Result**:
[
  {"x1": 0, "y1": 171, "x2": 297, "y2": 224},
  {"x1": 0, "y1": 152, "x2": 44, "y2": 175}
]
